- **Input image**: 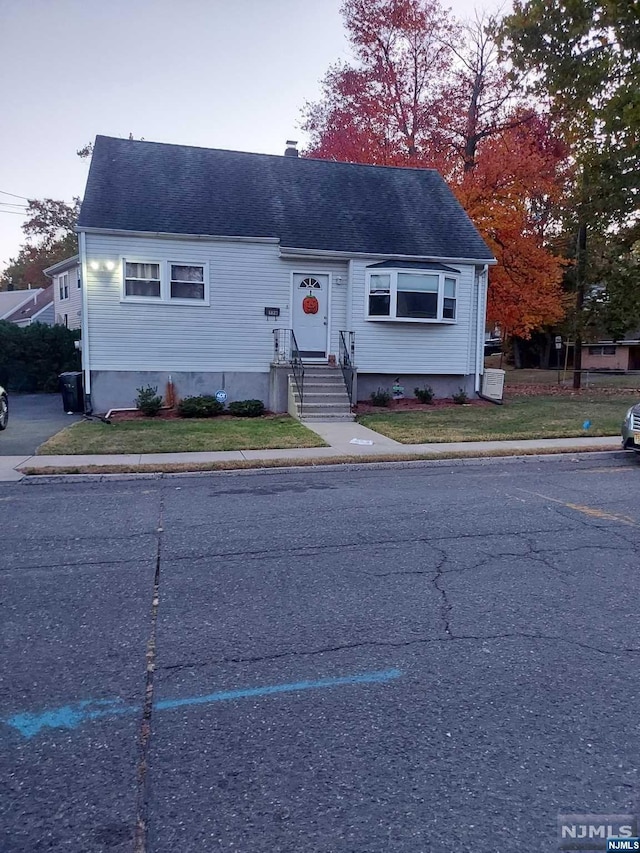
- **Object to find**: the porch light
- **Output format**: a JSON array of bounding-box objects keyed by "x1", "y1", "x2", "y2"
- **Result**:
[
  {"x1": 105, "y1": 261, "x2": 115, "y2": 271},
  {"x1": 89, "y1": 261, "x2": 99, "y2": 271}
]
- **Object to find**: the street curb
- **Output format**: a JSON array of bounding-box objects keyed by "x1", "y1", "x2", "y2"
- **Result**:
[{"x1": 16, "y1": 448, "x2": 632, "y2": 484}]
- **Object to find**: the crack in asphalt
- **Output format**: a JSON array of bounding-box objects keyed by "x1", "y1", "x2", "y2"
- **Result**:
[
  {"x1": 157, "y1": 630, "x2": 640, "y2": 677},
  {"x1": 133, "y1": 496, "x2": 164, "y2": 853},
  {"x1": 159, "y1": 525, "x2": 574, "y2": 568}
]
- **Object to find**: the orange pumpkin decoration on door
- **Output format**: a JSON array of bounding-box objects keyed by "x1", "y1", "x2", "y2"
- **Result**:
[{"x1": 303, "y1": 293, "x2": 319, "y2": 314}]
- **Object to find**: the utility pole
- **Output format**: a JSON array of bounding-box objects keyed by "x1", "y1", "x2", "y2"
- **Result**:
[{"x1": 573, "y1": 220, "x2": 587, "y2": 390}]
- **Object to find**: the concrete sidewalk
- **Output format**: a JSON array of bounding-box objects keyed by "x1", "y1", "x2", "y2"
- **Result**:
[{"x1": 0, "y1": 419, "x2": 624, "y2": 481}]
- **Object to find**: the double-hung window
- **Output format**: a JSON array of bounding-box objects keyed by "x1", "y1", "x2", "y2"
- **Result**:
[
  {"x1": 58, "y1": 272, "x2": 69, "y2": 301},
  {"x1": 124, "y1": 262, "x2": 161, "y2": 299},
  {"x1": 169, "y1": 264, "x2": 205, "y2": 300},
  {"x1": 366, "y1": 266, "x2": 459, "y2": 322},
  {"x1": 121, "y1": 260, "x2": 208, "y2": 304}
]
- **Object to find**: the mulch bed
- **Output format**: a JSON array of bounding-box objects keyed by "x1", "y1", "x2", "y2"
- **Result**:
[{"x1": 354, "y1": 397, "x2": 492, "y2": 414}]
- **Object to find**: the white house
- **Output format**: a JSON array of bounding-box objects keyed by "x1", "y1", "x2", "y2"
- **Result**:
[
  {"x1": 45, "y1": 255, "x2": 82, "y2": 329},
  {"x1": 77, "y1": 136, "x2": 496, "y2": 417}
]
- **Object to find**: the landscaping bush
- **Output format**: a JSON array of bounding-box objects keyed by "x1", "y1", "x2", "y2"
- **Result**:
[
  {"x1": 370, "y1": 387, "x2": 392, "y2": 407},
  {"x1": 0, "y1": 320, "x2": 81, "y2": 392},
  {"x1": 135, "y1": 385, "x2": 163, "y2": 417},
  {"x1": 414, "y1": 385, "x2": 434, "y2": 404},
  {"x1": 177, "y1": 395, "x2": 224, "y2": 418},
  {"x1": 228, "y1": 399, "x2": 265, "y2": 418},
  {"x1": 452, "y1": 388, "x2": 469, "y2": 405}
]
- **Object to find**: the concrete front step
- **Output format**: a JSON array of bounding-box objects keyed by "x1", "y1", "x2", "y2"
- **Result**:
[
  {"x1": 297, "y1": 403, "x2": 353, "y2": 415},
  {"x1": 301, "y1": 414, "x2": 356, "y2": 422},
  {"x1": 293, "y1": 393, "x2": 350, "y2": 404},
  {"x1": 293, "y1": 374, "x2": 346, "y2": 383},
  {"x1": 289, "y1": 367, "x2": 354, "y2": 421}
]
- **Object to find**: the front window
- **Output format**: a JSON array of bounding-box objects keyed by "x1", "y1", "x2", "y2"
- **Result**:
[
  {"x1": 170, "y1": 264, "x2": 205, "y2": 300},
  {"x1": 368, "y1": 274, "x2": 391, "y2": 316},
  {"x1": 121, "y1": 259, "x2": 209, "y2": 304},
  {"x1": 124, "y1": 262, "x2": 161, "y2": 298},
  {"x1": 366, "y1": 267, "x2": 458, "y2": 322},
  {"x1": 397, "y1": 273, "x2": 439, "y2": 319}
]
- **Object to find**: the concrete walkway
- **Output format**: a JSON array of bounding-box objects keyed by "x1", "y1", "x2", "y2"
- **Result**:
[{"x1": 0, "y1": 419, "x2": 624, "y2": 481}]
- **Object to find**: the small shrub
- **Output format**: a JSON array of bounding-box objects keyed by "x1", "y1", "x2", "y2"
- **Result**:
[
  {"x1": 177, "y1": 395, "x2": 224, "y2": 418},
  {"x1": 414, "y1": 385, "x2": 434, "y2": 404},
  {"x1": 228, "y1": 399, "x2": 265, "y2": 418},
  {"x1": 136, "y1": 385, "x2": 163, "y2": 416},
  {"x1": 452, "y1": 387, "x2": 469, "y2": 405},
  {"x1": 370, "y1": 387, "x2": 391, "y2": 407}
]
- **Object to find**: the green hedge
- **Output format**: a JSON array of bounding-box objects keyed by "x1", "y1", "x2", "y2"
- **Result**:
[
  {"x1": 0, "y1": 321, "x2": 81, "y2": 392},
  {"x1": 177, "y1": 395, "x2": 225, "y2": 418}
]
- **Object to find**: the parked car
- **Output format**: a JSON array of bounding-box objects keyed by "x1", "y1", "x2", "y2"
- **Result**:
[
  {"x1": 621, "y1": 402, "x2": 640, "y2": 452},
  {"x1": 0, "y1": 385, "x2": 8, "y2": 431},
  {"x1": 484, "y1": 338, "x2": 502, "y2": 356}
]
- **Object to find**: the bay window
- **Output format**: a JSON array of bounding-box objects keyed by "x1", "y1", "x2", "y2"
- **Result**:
[{"x1": 366, "y1": 265, "x2": 459, "y2": 322}]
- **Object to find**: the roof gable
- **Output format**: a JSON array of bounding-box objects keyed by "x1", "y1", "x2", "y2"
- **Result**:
[
  {"x1": 79, "y1": 136, "x2": 495, "y2": 261},
  {"x1": 0, "y1": 289, "x2": 43, "y2": 320},
  {"x1": 4, "y1": 285, "x2": 54, "y2": 322}
]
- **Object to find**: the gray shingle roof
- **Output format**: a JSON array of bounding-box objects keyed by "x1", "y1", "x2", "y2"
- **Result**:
[{"x1": 79, "y1": 136, "x2": 495, "y2": 261}]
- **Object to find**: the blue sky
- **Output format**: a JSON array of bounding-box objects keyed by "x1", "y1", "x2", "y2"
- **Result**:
[{"x1": 0, "y1": 0, "x2": 502, "y2": 269}]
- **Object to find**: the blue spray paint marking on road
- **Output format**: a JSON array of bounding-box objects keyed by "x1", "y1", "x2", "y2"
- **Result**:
[{"x1": 2, "y1": 668, "x2": 402, "y2": 739}]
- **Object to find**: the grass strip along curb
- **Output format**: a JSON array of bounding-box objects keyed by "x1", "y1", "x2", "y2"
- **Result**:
[{"x1": 19, "y1": 444, "x2": 622, "y2": 477}]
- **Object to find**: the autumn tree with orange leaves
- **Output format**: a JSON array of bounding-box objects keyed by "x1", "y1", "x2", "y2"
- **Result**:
[{"x1": 302, "y1": 0, "x2": 568, "y2": 338}]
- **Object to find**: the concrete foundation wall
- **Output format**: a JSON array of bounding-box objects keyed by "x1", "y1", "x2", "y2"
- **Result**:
[
  {"x1": 356, "y1": 373, "x2": 476, "y2": 401},
  {"x1": 90, "y1": 370, "x2": 271, "y2": 414}
]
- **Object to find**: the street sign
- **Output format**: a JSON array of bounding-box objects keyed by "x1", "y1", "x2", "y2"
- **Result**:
[{"x1": 555, "y1": 335, "x2": 562, "y2": 350}]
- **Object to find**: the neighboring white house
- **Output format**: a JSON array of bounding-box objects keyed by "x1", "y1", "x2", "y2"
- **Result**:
[
  {"x1": 77, "y1": 135, "x2": 496, "y2": 416},
  {"x1": 0, "y1": 286, "x2": 54, "y2": 327},
  {"x1": 45, "y1": 255, "x2": 81, "y2": 329}
]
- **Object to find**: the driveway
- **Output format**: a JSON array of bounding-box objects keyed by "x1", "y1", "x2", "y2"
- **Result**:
[{"x1": 0, "y1": 393, "x2": 82, "y2": 455}]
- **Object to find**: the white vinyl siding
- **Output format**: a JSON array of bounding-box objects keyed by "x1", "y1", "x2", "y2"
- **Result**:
[
  {"x1": 84, "y1": 235, "x2": 349, "y2": 372},
  {"x1": 83, "y1": 231, "x2": 482, "y2": 377},
  {"x1": 351, "y1": 258, "x2": 478, "y2": 375}
]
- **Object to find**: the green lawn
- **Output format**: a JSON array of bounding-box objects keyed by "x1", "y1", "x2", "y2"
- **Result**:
[
  {"x1": 484, "y1": 362, "x2": 640, "y2": 390},
  {"x1": 357, "y1": 394, "x2": 636, "y2": 444},
  {"x1": 38, "y1": 416, "x2": 326, "y2": 455}
]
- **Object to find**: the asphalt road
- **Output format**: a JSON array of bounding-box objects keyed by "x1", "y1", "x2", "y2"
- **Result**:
[
  {"x1": 0, "y1": 393, "x2": 81, "y2": 455},
  {"x1": 1, "y1": 454, "x2": 639, "y2": 852}
]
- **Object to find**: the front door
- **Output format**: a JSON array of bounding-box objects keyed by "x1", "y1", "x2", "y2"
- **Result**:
[{"x1": 292, "y1": 273, "x2": 328, "y2": 359}]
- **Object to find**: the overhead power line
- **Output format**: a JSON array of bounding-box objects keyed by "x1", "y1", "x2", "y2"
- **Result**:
[{"x1": 0, "y1": 189, "x2": 29, "y2": 201}]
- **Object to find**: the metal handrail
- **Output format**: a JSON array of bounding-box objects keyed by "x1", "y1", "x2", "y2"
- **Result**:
[
  {"x1": 289, "y1": 330, "x2": 304, "y2": 415},
  {"x1": 273, "y1": 328, "x2": 304, "y2": 414},
  {"x1": 339, "y1": 330, "x2": 355, "y2": 406}
]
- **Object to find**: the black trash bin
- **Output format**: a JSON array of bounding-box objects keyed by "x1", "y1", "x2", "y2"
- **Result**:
[{"x1": 59, "y1": 371, "x2": 85, "y2": 413}]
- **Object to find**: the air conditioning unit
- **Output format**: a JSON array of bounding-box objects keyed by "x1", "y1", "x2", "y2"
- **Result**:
[{"x1": 482, "y1": 368, "x2": 505, "y2": 401}]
